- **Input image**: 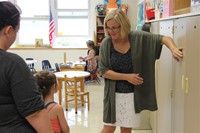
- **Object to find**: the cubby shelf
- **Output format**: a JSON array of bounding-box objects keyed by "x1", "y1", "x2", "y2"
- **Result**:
[{"x1": 95, "y1": 15, "x2": 106, "y2": 46}]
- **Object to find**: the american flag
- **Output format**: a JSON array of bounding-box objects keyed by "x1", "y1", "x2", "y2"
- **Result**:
[{"x1": 49, "y1": 9, "x2": 56, "y2": 46}]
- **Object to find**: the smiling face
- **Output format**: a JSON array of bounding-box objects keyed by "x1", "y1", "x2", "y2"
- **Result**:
[{"x1": 106, "y1": 19, "x2": 121, "y2": 41}]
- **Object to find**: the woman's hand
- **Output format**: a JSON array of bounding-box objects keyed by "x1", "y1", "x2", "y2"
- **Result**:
[
  {"x1": 172, "y1": 47, "x2": 183, "y2": 61},
  {"x1": 127, "y1": 73, "x2": 143, "y2": 85},
  {"x1": 162, "y1": 36, "x2": 183, "y2": 62}
]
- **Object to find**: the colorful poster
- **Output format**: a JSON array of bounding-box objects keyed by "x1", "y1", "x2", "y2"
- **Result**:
[
  {"x1": 104, "y1": 0, "x2": 121, "y2": 7},
  {"x1": 104, "y1": 0, "x2": 121, "y2": 14},
  {"x1": 162, "y1": 0, "x2": 173, "y2": 18}
]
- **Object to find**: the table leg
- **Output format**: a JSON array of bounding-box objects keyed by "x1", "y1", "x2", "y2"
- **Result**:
[{"x1": 58, "y1": 79, "x2": 62, "y2": 105}]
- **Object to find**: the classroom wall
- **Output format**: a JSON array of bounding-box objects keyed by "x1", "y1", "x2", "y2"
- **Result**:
[
  {"x1": 8, "y1": 49, "x2": 88, "y2": 71},
  {"x1": 9, "y1": 0, "x2": 139, "y2": 71}
]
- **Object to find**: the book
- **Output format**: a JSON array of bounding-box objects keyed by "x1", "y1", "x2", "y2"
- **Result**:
[{"x1": 162, "y1": 0, "x2": 173, "y2": 18}]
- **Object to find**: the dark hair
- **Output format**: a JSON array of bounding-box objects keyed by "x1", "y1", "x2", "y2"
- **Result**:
[
  {"x1": 142, "y1": 23, "x2": 151, "y2": 32},
  {"x1": 34, "y1": 71, "x2": 57, "y2": 98},
  {"x1": 0, "y1": 1, "x2": 21, "y2": 30},
  {"x1": 86, "y1": 40, "x2": 95, "y2": 50}
]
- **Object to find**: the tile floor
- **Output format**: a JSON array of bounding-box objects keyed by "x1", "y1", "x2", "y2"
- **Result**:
[{"x1": 55, "y1": 78, "x2": 153, "y2": 133}]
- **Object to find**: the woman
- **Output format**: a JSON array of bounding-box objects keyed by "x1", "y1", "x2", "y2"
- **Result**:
[
  {"x1": 0, "y1": 1, "x2": 53, "y2": 133},
  {"x1": 34, "y1": 71, "x2": 70, "y2": 133},
  {"x1": 99, "y1": 9, "x2": 183, "y2": 133}
]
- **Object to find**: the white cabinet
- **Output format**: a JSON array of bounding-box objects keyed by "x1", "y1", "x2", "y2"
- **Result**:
[
  {"x1": 171, "y1": 18, "x2": 186, "y2": 133},
  {"x1": 151, "y1": 15, "x2": 200, "y2": 133},
  {"x1": 150, "y1": 20, "x2": 174, "y2": 133},
  {"x1": 173, "y1": 16, "x2": 200, "y2": 133}
]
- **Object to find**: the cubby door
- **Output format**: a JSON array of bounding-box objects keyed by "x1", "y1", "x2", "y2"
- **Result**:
[
  {"x1": 156, "y1": 20, "x2": 173, "y2": 133},
  {"x1": 172, "y1": 18, "x2": 187, "y2": 133},
  {"x1": 183, "y1": 16, "x2": 200, "y2": 133}
]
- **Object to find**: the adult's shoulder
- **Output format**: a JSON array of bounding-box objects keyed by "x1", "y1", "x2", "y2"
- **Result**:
[
  {"x1": 129, "y1": 30, "x2": 148, "y2": 36},
  {"x1": 2, "y1": 51, "x2": 27, "y2": 67},
  {"x1": 7, "y1": 51, "x2": 25, "y2": 63},
  {"x1": 100, "y1": 37, "x2": 111, "y2": 49},
  {"x1": 129, "y1": 30, "x2": 159, "y2": 40}
]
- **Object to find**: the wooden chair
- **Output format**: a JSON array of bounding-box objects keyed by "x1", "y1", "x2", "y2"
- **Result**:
[
  {"x1": 64, "y1": 75, "x2": 90, "y2": 114},
  {"x1": 59, "y1": 63, "x2": 73, "y2": 71},
  {"x1": 74, "y1": 64, "x2": 85, "y2": 71}
]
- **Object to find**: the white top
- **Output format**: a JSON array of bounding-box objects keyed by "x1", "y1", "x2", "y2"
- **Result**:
[{"x1": 54, "y1": 71, "x2": 90, "y2": 78}]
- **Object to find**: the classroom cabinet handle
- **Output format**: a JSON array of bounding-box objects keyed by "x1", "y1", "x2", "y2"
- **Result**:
[{"x1": 185, "y1": 78, "x2": 189, "y2": 94}]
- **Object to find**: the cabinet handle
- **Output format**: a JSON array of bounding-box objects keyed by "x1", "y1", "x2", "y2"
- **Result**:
[
  {"x1": 182, "y1": 75, "x2": 184, "y2": 90},
  {"x1": 185, "y1": 78, "x2": 189, "y2": 94}
]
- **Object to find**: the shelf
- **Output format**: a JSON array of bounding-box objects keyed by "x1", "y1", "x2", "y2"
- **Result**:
[
  {"x1": 97, "y1": 15, "x2": 106, "y2": 17},
  {"x1": 95, "y1": 15, "x2": 106, "y2": 45}
]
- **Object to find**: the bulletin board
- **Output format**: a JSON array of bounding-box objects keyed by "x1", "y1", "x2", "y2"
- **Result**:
[{"x1": 104, "y1": 0, "x2": 121, "y2": 13}]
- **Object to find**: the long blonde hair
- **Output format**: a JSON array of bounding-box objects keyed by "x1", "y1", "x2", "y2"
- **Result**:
[{"x1": 104, "y1": 9, "x2": 131, "y2": 39}]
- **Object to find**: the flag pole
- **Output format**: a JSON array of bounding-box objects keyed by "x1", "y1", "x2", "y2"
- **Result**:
[{"x1": 49, "y1": 0, "x2": 56, "y2": 47}]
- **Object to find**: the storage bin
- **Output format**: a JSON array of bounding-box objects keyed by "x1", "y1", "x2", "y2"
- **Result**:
[{"x1": 145, "y1": 8, "x2": 155, "y2": 20}]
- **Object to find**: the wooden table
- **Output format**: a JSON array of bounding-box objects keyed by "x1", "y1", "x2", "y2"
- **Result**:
[{"x1": 54, "y1": 71, "x2": 90, "y2": 104}]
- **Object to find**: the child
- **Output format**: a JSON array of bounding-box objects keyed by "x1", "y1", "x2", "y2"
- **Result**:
[
  {"x1": 79, "y1": 40, "x2": 97, "y2": 73},
  {"x1": 34, "y1": 71, "x2": 70, "y2": 133}
]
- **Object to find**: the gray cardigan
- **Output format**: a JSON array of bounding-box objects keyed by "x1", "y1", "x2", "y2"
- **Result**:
[{"x1": 99, "y1": 31, "x2": 163, "y2": 123}]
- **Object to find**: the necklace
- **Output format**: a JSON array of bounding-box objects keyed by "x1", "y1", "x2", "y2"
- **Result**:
[{"x1": 113, "y1": 40, "x2": 130, "y2": 54}]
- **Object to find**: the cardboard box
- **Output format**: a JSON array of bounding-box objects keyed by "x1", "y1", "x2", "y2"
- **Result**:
[{"x1": 174, "y1": 0, "x2": 191, "y2": 15}]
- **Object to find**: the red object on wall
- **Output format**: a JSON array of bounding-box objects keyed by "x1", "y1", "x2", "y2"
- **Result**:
[{"x1": 146, "y1": 8, "x2": 155, "y2": 20}]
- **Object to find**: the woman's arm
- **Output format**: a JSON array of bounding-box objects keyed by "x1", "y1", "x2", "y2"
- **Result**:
[
  {"x1": 162, "y1": 36, "x2": 183, "y2": 61},
  {"x1": 102, "y1": 70, "x2": 143, "y2": 85},
  {"x1": 26, "y1": 109, "x2": 53, "y2": 133}
]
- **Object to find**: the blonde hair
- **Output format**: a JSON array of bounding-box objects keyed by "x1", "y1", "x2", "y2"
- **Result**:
[{"x1": 104, "y1": 9, "x2": 131, "y2": 39}]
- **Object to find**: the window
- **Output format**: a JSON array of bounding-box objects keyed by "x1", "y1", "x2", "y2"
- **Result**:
[
  {"x1": 15, "y1": 0, "x2": 90, "y2": 48},
  {"x1": 57, "y1": 12, "x2": 88, "y2": 35},
  {"x1": 19, "y1": 20, "x2": 49, "y2": 45},
  {"x1": 56, "y1": 0, "x2": 90, "y2": 48},
  {"x1": 16, "y1": 0, "x2": 49, "y2": 45},
  {"x1": 17, "y1": 0, "x2": 49, "y2": 17},
  {"x1": 57, "y1": 0, "x2": 88, "y2": 9}
]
